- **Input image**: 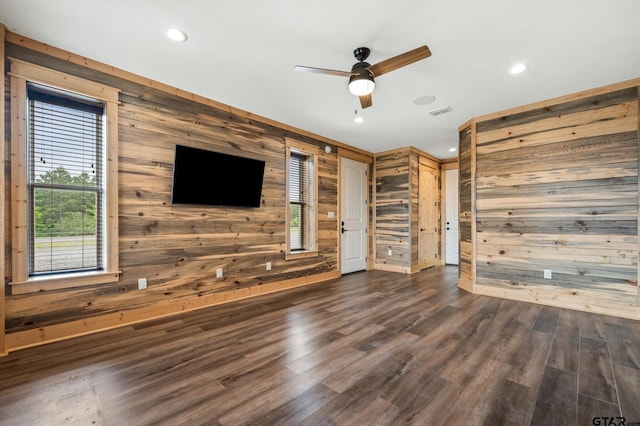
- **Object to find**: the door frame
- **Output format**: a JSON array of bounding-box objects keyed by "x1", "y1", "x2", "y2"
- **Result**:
[
  {"x1": 418, "y1": 159, "x2": 438, "y2": 270},
  {"x1": 338, "y1": 152, "x2": 372, "y2": 274},
  {"x1": 441, "y1": 160, "x2": 459, "y2": 266}
]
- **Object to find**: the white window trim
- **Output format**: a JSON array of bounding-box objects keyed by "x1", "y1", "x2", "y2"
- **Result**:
[
  {"x1": 9, "y1": 58, "x2": 120, "y2": 292},
  {"x1": 285, "y1": 138, "x2": 318, "y2": 260}
]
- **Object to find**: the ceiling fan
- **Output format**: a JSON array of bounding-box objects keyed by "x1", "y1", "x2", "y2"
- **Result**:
[{"x1": 294, "y1": 45, "x2": 431, "y2": 109}]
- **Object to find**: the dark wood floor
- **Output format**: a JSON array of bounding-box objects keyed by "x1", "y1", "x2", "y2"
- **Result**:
[{"x1": 1, "y1": 266, "x2": 639, "y2": 425}]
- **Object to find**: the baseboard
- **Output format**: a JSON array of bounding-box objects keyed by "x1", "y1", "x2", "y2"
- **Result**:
[
  {"x1": 374, "y1": 263, "x2": 411, "y2": 274},
  {"x1": 474, "y1": 283, "x2": 640, "y2": 321},
  {"x1": 5, "y1": 270, "x2": 340, "y2": 353}
]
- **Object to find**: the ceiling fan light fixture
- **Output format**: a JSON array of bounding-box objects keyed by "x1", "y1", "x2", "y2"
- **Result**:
[{"x1": 348, "y1": 72, "x2": 375, "y2": 96}]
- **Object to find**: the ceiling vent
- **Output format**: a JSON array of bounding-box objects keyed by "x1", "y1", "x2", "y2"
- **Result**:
[{"x1": 428, "y1": 106, "x2": 453, "y2": 116}]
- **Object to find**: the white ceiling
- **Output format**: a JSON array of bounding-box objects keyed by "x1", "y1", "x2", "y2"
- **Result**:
[{"x1": 2, "y1": 0, "x2": 639, "y2": 159}]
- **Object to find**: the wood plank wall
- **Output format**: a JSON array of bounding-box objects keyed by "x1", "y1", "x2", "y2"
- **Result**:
[
  {"x1": 2, "y1": 33, "x2": 374, "y2": 351},
  {"x1": 375, "y1": 148, "x2": 412, "y2": 272},
  {"x1": 459, "y1": 79, "x2": 640, "y2": 319},
  {"x1": 374, "y1": 147, "x2": 442, "y2": 273},
  {"x1": 458, "y1": 123, "x2": 474, "y2": 291},
  {"x1": 0, "y1": 25, "x2": 5, "y2": 355},
  {"x1": 409, "y1": 151, "x2": 420, "y2": 269}
]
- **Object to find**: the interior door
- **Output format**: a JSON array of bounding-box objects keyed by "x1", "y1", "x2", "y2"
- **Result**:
[
  {"x1": 340, "y1": 157, "x2": 367, "y2": 274},
  {"x1": 445, "y1": 168, "x2": 460, "y2": 265},
  {"x1": 418, "y1": 161, "x2": 437, "y2": 270}
]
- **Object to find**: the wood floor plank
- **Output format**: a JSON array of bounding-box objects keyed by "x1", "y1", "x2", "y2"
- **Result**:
[
  {"x1": 300, "y1": 355, "x2": 409, "y2": 425},
  {"x1": 557, "y1": 309, "x2": 607, "y2": 341},
  {"x1": 579, "y1": 337, "x2": 617, "y2": 404},
  {"x1": 504, "y1": 330, "x2": 554, "y2": 389},
  {"x1": 603, "y1": 319, "x2": 640, "y2": 370},
  {"x1": 404, "y1": 379, "x2": 464, "y2": 425},
  {"x1": 577, "y1": 394, "x2": 621, "y2": 426},
  {"x1": 340, "y1": 396, "x2": 401, "y2": 426},
  {"x1": 613, "y1": 363, "x2": 640, "y2": 421},
  {"x1": 322, "y1": 331, "x2": 419, "y2": 393},
  {"x1": 380, "y1": 374, "x2": 451, "y2": 424},
  {"x1": 483, "y1": 379, "x2": 537, "y2": 425},
  {"x1": 547, "y1": 324, "x2": 580, "y2": 373},
  {"x1": 530, "y1": 366, "x2": 577, "y2": 426},
  {"x1": 1, "y1": 266, "x2": 639, "y2": 425},
  {"x1": 441, "y1": 357, "x2": 515, "y2": 424},
  {"x1": 531, "y1": 306, "x2": 560, "y2": 334},
  {"x1": 262, "y1": 383, "x2": 339, "y2": 425},
  {"x1": 286, "y1": 324, "x2": 379, "y2": 374}
]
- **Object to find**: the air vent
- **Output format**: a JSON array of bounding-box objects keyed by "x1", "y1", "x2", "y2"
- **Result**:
[{"x1": 428, "y1": 106, "x2": 453, "y2": 116}]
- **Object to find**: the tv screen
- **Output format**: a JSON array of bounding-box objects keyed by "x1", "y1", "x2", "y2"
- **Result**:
[{"x1": 171, "y1": 145, "x2": 265, "y2": 207}]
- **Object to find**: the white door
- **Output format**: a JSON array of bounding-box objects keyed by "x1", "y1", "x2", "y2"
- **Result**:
[
  {"x1": 445, "y1": 168, "x2": 459, "y2": 265},
  {"x1": 341, "y1": 157, "x2": 367, "y2": 274}
]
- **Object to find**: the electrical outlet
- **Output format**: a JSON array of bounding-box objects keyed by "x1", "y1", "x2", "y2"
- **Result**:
[
  {"x1": 216, "y1": 268, "x2": 223, "y2": 278},
  {"x1": 138, "y1": 277, "x2": 147, "y2": 290},
  {"x1": 327, "y1": 211, "x2": 334, "y2": 218},
  {"x1": 544, "y1": 269, "x2": 552, "y2": 279},
  {"x1": 266, "y1": 262, "x2": 272, "y2": 271},
  {"x1": 388, "y1": 249, "x2": 393, "y2": 256}
]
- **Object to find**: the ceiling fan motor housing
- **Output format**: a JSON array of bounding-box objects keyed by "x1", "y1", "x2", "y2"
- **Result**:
[
  {"x1": 350, "y1": 61, "x2": 372, "y2": 74},
  {"x1": 353, "y1": 47, "x2": 371, "y2": 62}
]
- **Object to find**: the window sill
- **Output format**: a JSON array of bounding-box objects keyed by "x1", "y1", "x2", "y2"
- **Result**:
[
  {"x1": 286, "y1": 251, "x2": 319, "y2": 261},
  {"x1": 10, "y1": 271, "x2": 121, "y2": 295}
]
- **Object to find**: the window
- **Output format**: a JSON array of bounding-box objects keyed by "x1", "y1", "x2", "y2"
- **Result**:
[
  {"x1": 286, "y1": 139, "x2": 317, "y2": 257},
  {"x1": 10, "y1": 59, "x2": 119, "y2": 293},
  {"x1": 28, "y1": 85, "x2": 104, "y2": 275}
]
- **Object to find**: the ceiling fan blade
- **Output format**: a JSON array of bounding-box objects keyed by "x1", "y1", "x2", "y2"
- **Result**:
[
  {"x1": 293, "y1": 65, "x2": 352, "y2": 77},
  {"x1": 359, "y1": 93, "x2": 373, "y2": 109},
  {"x1": 367, "y1": 45, "x2": 432, "y2": 77}
]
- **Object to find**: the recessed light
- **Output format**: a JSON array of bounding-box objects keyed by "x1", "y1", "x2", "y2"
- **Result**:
[
  {"x1": 510, "y1": 63, "x2": 528, "y2": 74},
  {"x1": 413, "y1": 95, "x2": 436, "y2": 106},
  {"x1": 449, "y1": 148, "x2": 457, "y2": 152},
  {"x1": 166, "y1": 28, "x2": 188, "y2": 42}
]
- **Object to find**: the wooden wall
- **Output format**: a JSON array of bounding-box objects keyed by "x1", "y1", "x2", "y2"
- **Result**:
[
  {"x1": 0, "y1": 25, "x2": 5, "y2": 356},
  {"x1": 2, "y1": 32, "x2": 373, "y2": 351},
  {"x1": 375, "y1": 149, "x2": 412, "y2": 272},
  {"x1": 458, "y1": 123, "x2": 474, "y2": 292},
  {"x1": 374, "y1": 147, "x2": 441, "y2": 273},
  {"x1": 459, "y1": 79, "x2": 640, "y2": 319},
  {"x1": 409, "y1": 151, "x2": 421, "y2": 269}
]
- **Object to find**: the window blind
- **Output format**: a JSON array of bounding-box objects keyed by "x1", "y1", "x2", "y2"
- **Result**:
[
  {"x1": 27, "y1": 84, "x2": 105, "y2": 275},
  {"x1": 289, "y1": 152, "x2": 308, "y2": 251}
]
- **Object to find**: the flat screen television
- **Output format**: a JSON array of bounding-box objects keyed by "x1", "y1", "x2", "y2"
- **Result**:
[{"x1": 171, "y1": 144, "x2": 265, "y2": 207}]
